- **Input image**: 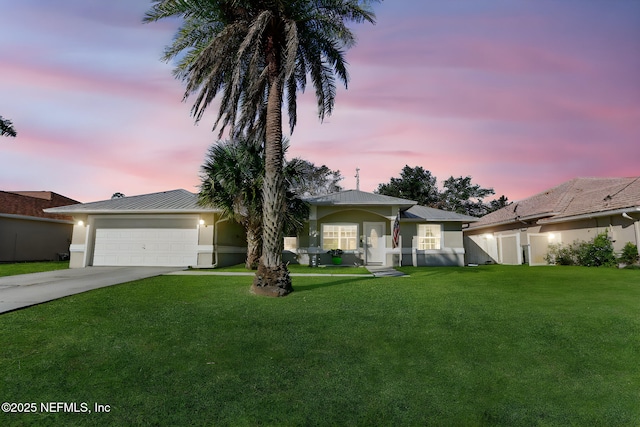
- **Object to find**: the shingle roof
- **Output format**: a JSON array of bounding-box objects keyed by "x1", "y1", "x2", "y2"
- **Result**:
[
  {"x1": 0, "y1": 191, "x2": 79, "y2": 221},
  {"x1": 306, "y1": 190, "x2": 416, "y2": 207},
  {"x1": 402, "y1": 205, "x2": 478, "y2": 223},
  {"x1": 45, "y1": 189, "x2": 216, "y2": 214},
  {"x1": 469, "y1": 177, "x2": 640, "y2": 229}
]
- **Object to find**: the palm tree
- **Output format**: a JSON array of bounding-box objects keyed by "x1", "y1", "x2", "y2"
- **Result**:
[
  {"x1": 199, "y1": 138, "x2": 310, "y2": 270},
  {"x1": 199, "y1": 139, "x2": 264, "y2": 269},
  {"x1": 0, "y1": 116, "x2": 17, "y2": 137},
  {"x1": 144, "y1": 0, "x2": 378, "y2": 296}
]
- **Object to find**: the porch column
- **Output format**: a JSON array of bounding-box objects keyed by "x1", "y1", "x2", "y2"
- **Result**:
[{"x1": 308, "y1": 206, "x2": 319, "y2": 266}]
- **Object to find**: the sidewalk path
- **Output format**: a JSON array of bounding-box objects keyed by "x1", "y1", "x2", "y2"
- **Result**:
[
  {"x1": 164, "y1": 271, "x2": 372, "y2": 277},
  {"x1": 365, "y1": 266, "x2": 408, "y2": 277}
]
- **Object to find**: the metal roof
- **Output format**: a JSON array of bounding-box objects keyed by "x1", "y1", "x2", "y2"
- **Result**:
[
  {"x1": 44, "y1": 188, "x2": 483, "y2": 224},
  {"x1": 306, "y1": 190, "x2": 416, "y2": 207},
  {"x1": 402, "y1": 205, "x2": 478, "y2": 222},
  {"x1": 44, "y1": 189, "x2": 216, "y2": 214}
]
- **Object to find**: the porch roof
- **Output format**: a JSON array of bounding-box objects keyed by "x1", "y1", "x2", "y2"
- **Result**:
[
  {"x1": 306, "y1": 190, "x2": 416, "y2": 208},
  {"x1": 402, "y1": 205, "x2": 478, "y2": 223}
]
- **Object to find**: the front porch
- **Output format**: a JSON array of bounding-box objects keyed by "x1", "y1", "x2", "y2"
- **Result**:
[{"x1": 285, "y1": 234, "x2": 465, "y2": 268}]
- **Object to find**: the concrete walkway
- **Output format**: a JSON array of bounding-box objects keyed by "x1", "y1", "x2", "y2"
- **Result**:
[
  {"x1": 164, "y1": 270, "x2": 372, "y2": 277},
  {"x1": 365, "y1": 266, "x2": 408, "y2": 277},
  {"x1": 0, "y1": 267, "x2": 181, "y2": 314},
  {"x1": 167, "y1": 267, "x2": 407, "y2": 278}
]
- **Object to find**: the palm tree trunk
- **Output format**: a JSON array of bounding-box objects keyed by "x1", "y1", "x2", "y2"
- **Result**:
[
  {"x1": 252, "y1": 34, "x2": 293, "y2": 297},
  {"x1": 245, "y1": 226, "x2": 261, "y2": 270}
]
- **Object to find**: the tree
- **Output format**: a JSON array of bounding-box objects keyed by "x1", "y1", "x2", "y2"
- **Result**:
[
  {"x1": 488, "y1": 195, "x2": 510, "y2": 213},
  {"x1": 199, "y1": 138, "x2": 310, "y2": 270},
  {"x1": 144, "y1": 0, "x2": 378, "y2": 296},
  {"x1": 1, "y1": 116, "x2": 17, "y2": 138},
  {"x1": 199, "y1": 139, "x2": 265, "y2": 269},
  {"x1": 439, "y1": 176, "x2": 495, "y2": 216},
  {"x1": 111, "y1": 192, "x2": 126, "y2": 199},
  {"x1": 376, "y1": 166, "x2": 509, "y2": 217},
  {"x1": 375, "y1": 165, "x2": 439, "y2": 206},
  {"x1": 286, "y1": 159, "x2": 343, "y2": 197}
]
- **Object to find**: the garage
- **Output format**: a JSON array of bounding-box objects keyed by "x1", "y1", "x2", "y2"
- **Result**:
[
  {"x1": 43, "y1": 190, "x2": 218, "y2": 269},
  {"x1": 93, "y1": 228, "x2": 198, "y2": 267}
]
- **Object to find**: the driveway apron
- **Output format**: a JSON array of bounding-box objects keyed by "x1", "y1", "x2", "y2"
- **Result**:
[{"x1": 0, "y1": 267, "x2": 182, "y2": 314}]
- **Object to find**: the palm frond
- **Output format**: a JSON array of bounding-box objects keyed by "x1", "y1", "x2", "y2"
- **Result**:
[{"x1": 0, "y1": 116, "x2": 17, "y2": 138}]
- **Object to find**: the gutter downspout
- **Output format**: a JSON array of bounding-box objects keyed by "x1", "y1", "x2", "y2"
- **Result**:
[
  {"x1": 622, "y1": 213, "x2": 640, "y2": 248},
  {"x1": 636, "y1": 220, "x2": 640, "y2": 249}
]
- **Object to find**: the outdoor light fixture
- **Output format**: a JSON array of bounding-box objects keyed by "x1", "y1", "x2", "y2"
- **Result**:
[
  {"x1": 77, "y1": 220, "x2": 84, "y2": 227},
  {"x1": 199, "y1": 219, "x2": 206, "y2": 226},
  {"x1": 548, "y1": 233, "x2": 556, "y2": 241}
]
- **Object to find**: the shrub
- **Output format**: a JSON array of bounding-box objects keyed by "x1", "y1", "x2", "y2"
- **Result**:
[
  {"x1": 545, "y1": 243, "x2": 577, "y2": 265},
  {"x1": 619, "y1": 242, "x2": 639, "y2": 266},
  {"x1": 546, "y1": 233, "x2": 616, "y2": 267},
  {"x1": 576, "y1": 233, "x2": 616, "y2": 267}
]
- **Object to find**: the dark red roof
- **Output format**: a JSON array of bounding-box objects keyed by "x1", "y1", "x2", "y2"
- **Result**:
[{"x1": 0, "y1": 191, "x2": 80, "y2": 222}]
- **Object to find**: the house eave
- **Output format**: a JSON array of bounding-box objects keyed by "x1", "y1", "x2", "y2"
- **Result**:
[
  {"x1": 401, "y1": 217, "x2": 478, "y2": 223},
  {"x1": 311, "y1": 202, "x2": 415, "y2": 209},
  {"x1": 44, "y1": 208, "x2": 219, "y2": 215},
  {"x1": 466, "y1": 213, "x2": 556, "y2": 231},
  {"x1": 0, "y1": 213, "x2": 74, "y2": 225},
  {"x1": 538, "y1": 206, "x2": 640, "y2": 224}
]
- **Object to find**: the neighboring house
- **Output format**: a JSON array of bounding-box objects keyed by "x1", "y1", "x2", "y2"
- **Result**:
[
  {"x1": 0, "y1": 191, "x2": 79, "y2": 262},
  {"x1": 286, "y1": 190, "x2": 477, "y2": 267},
  {"x1": 464, "y1": 177, "x2": 640, "y2": 266},
  {"x1": 47, "y1": 188, "x2": 477, "y2": 268}
]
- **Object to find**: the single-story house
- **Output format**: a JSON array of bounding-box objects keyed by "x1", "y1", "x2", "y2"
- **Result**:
[
  {"x1": 46, "y1": 188, "x2": 477, "y2": 268},
  {"x1": 464, "y1": 177, "x2": 640, "y2": 266},
  {"x1": 288, "y1": 190, "x2": 477, "y2": 267},
  {"x1": 0, "y1": 191, "x2": 80, "y2": 262}
]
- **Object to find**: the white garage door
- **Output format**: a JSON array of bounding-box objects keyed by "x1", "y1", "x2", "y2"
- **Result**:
[{"x1": 93, "y1": 228, "x2": 198, "y2": 267}]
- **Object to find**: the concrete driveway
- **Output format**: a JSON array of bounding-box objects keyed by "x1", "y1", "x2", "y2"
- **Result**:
[{"x1": 0, "y1": 266, "x2": 182, "y2": 314}]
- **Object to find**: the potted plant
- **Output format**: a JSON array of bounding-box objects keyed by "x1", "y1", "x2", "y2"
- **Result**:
[{"x1": 328, "y1": 249, "x2": 344, "y2": 265}]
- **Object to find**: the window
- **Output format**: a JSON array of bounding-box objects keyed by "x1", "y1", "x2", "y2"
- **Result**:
[
  {"x1": 283, "y1": 237, "x2": 298, "y2": 252},
  {"x1": 322, "y1": 224, "x2": 358, "y2": 250},
  {"x1": 417, "y1": 224, "x2": 441, "y2": 250}
]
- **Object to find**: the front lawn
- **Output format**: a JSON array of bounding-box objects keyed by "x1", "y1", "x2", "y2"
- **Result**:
[
  {"x1": 0, "y1": 261, "x2": 69, "y2": 277},
  {"x1": 0, "y1": 265, "x2": 638, "y2": 426}
]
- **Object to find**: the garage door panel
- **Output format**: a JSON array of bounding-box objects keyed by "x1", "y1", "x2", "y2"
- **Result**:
[{"x1": 93, "y1": 228, "x2": 198, "y2": 267}]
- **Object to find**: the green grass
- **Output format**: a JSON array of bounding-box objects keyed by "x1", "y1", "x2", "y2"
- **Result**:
[
  {"x1": 0, "y1": 261, "x2": 69, "y2": 277},
  {"x1": 0, "y1": 265, "x2": 638, "y2": 426}
]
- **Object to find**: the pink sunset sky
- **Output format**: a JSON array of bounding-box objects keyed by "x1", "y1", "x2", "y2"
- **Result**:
[{"x1": 1, "y1": 0, "x2": 639, "y2": 204}]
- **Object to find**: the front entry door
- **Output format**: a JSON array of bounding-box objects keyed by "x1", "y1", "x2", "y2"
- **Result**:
[{"x1": 364, "y1": 222, "x2": 386, "y2": 265}]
